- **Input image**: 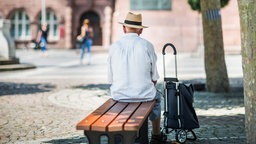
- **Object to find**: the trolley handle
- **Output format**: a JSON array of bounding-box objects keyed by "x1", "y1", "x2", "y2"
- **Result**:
[
  {"x1": 162, "y1": 43, "x2": 177, "y2": 55},
  {"x1": 162, "y1": 43, "x2": 178, "y2": 81}
]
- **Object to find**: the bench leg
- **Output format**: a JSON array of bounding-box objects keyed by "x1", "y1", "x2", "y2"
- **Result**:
[
  {"x1": 110, "y1": 131, "x2": 137, "y2": 144},
  {"x1": 135, "y1": 119, "x2": 149, "y2": 144},
  {"x1": 85, "y1": 131, "x2": 138, "y2": 144},
  {"x1": 84, "y1": 119, "x2": 149, "y2": 144},
  {"x1": 84, "y1": 131, "x2": 101, "y2": 144}
]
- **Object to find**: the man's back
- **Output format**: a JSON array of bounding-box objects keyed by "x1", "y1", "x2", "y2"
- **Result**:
[
  {"x1": 108, "y1": 33, "x2": 159, "y2": 102},
  {"x1": 108, "y1": 12, "x2": 163, "y2": 144}
]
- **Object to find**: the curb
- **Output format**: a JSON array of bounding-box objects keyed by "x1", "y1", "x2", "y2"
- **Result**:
[{"x1": 0, "y1": 63, "x2": 36, "y2": 71}]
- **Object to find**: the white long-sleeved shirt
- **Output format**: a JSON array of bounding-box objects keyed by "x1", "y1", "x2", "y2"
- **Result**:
[{"x1": 107, "y1": 33, "x2": 159, "y2": 102}]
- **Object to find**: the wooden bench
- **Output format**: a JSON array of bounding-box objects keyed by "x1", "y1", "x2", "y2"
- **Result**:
[{"x1": 76, "y1": 98, "x2": 156, "y2": 144}]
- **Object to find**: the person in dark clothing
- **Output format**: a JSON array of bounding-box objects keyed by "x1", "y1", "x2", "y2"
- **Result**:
[
  {"x1": 37, "y1": 23, "x2": 49, "y2": 56},
  {"x1": 77, "y1": 19, "x2": 94, "y2": 65}
]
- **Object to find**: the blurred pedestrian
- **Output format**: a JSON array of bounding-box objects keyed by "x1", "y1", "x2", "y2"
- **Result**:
[
  {"x1": 107, "y1": 12, "x2": 163, "y2": 144},
  {"x1": 77, "y1": 19, "x2": 94, "y2": 65},
  {"x1": 37, "y1": 23, "x2": 49, "y2": 56}
]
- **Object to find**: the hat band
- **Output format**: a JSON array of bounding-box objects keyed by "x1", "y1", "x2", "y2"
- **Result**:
[{"x1": 124, "y1": 20, "x2": 142, "y2": 26}]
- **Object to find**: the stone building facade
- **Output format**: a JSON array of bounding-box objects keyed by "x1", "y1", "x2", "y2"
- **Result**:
[
  {"x1": 0, "y1": 0, "x2": 240, "y2": 53},
  {"x1": 112, "y1": 0, "x2": 241, "y2": 53},
  {"x1": 0, "y1": 0, "x2": 114, "y2": 49}
]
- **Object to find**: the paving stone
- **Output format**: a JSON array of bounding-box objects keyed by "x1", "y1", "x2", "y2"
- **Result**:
[{"x1": 0, "y1": 50, "x2": 245, "y2": 143}]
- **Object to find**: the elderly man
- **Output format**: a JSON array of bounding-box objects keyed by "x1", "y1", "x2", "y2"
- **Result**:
[{"x1": 107, "y1": 12, "x2": 164, "y2": 144}]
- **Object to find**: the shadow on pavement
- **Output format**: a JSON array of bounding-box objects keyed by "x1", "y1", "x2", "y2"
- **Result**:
[
  {"x1": 73, "y1": 83, "x2": 111, "y2": 90},
  {"x1": 0, "y1": 82, "x2": 56, "y2": 96},
  {"x1": 198, "y1": 114, "x2": 244, "y2": 126},
  {"x1": 182, "y1": 77, "x2": 244, "y2": 92},
  {"x1": 194, "y1": 90, "x2": 244, "y2": 110},
  {"x1": 43, "y1": 136, "x2": 88, "y2": 144},
  {"x1": 193, "y1": 114, "x2": 245, "y2": 144}
]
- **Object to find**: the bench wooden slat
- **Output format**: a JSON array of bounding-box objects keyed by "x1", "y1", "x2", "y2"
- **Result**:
[
  {"x1": 108, "y1": 102, "x2": 141, "y2": 131},
  {"x1": 124, "y1": 100, "x2": 155, "y2": 131},
  {"x1": 91, "y1": 102, "x2": 129, "y2": 132},
  {"x1": 76, "y1": 99, "x2": 116, "y2": 130}
]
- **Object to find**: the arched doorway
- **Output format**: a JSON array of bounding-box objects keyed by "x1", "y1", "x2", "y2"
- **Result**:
[{"x1": 78, "y1": 11, "x2": 102, "y2": 45}]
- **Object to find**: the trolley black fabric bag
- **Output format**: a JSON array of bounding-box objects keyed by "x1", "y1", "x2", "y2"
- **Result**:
[
  {"x1": 165, "y1": 82, "x2": 199, "y2": 130},
  {"x1": 162, "y1": 43, "x2": 199, "y2": 143}
]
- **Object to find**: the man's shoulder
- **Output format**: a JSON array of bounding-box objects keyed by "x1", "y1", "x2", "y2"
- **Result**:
[
  {"x1": 110, "y1": 40, "x2": 122, "y2": 48},
  {"x1": 110, "y1": 35, "x2": 154, "y2": 48},
  {"x1": 138, "y1": 37, "x2": 154, "y2": 48}
]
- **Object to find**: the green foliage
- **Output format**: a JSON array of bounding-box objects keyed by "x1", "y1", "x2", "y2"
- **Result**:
[
  {"x1": 188, "y1": 0, "x2": 201, "y2": 11},
  {"x1": 188, "y1": 0, "x2": 230, "y2": 12}
]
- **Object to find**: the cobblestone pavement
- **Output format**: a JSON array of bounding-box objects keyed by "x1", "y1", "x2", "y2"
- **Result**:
[
  {"x1": 0, "y1": 78, "x2": 245, "y2": 144},
  {"x1": 0, "y1": 49, "x2": 245, "y2": 144}
]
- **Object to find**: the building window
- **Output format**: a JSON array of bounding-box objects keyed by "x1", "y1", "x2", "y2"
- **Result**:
[
  {"x1": 130, "y1": 0, "x2": 172, "y2": 10},
  {"x1": 40, "y1": 11, "x2": 59, "y2": 41},
  {"x1": 10, "y1": 10, "x2": 31, "y2": 40}
]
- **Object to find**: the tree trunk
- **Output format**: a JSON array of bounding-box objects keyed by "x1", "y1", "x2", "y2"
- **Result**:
[
  {"x1": 238, "y1": 1, "x2": 256, "y2": 143},
  {"x1": 200, "y1": 0, "x2": 230, "y2": 92}
]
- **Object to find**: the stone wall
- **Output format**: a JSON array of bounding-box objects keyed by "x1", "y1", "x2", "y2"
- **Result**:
[
  {"x1": 0, "y1": 0, "x2": 241, "y2": 53},
  {"x1": 0, "y1": 0, "x2": 113, "y2": 49},
  {"x1": 112, "y1": 0, "x2": 241, "y2": 53}
]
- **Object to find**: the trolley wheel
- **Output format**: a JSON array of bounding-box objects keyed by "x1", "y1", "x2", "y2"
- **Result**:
[
  {"x1": 162, "y1": 132, "x2": 167, "y2": 142},
  {"x1": 175, "y1": 129, "x2": 187, "y2": 143},
  {"x1": 160, "y1": 128, "x2": 168, "y2": 142},
  {"x1": 186, "y1": 130, "x2": 197, "y2": 141}
]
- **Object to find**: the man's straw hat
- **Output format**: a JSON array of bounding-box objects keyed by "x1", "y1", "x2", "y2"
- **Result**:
[{"x1": 119, "y1": 12, "x2": 148, "y2": 28}]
